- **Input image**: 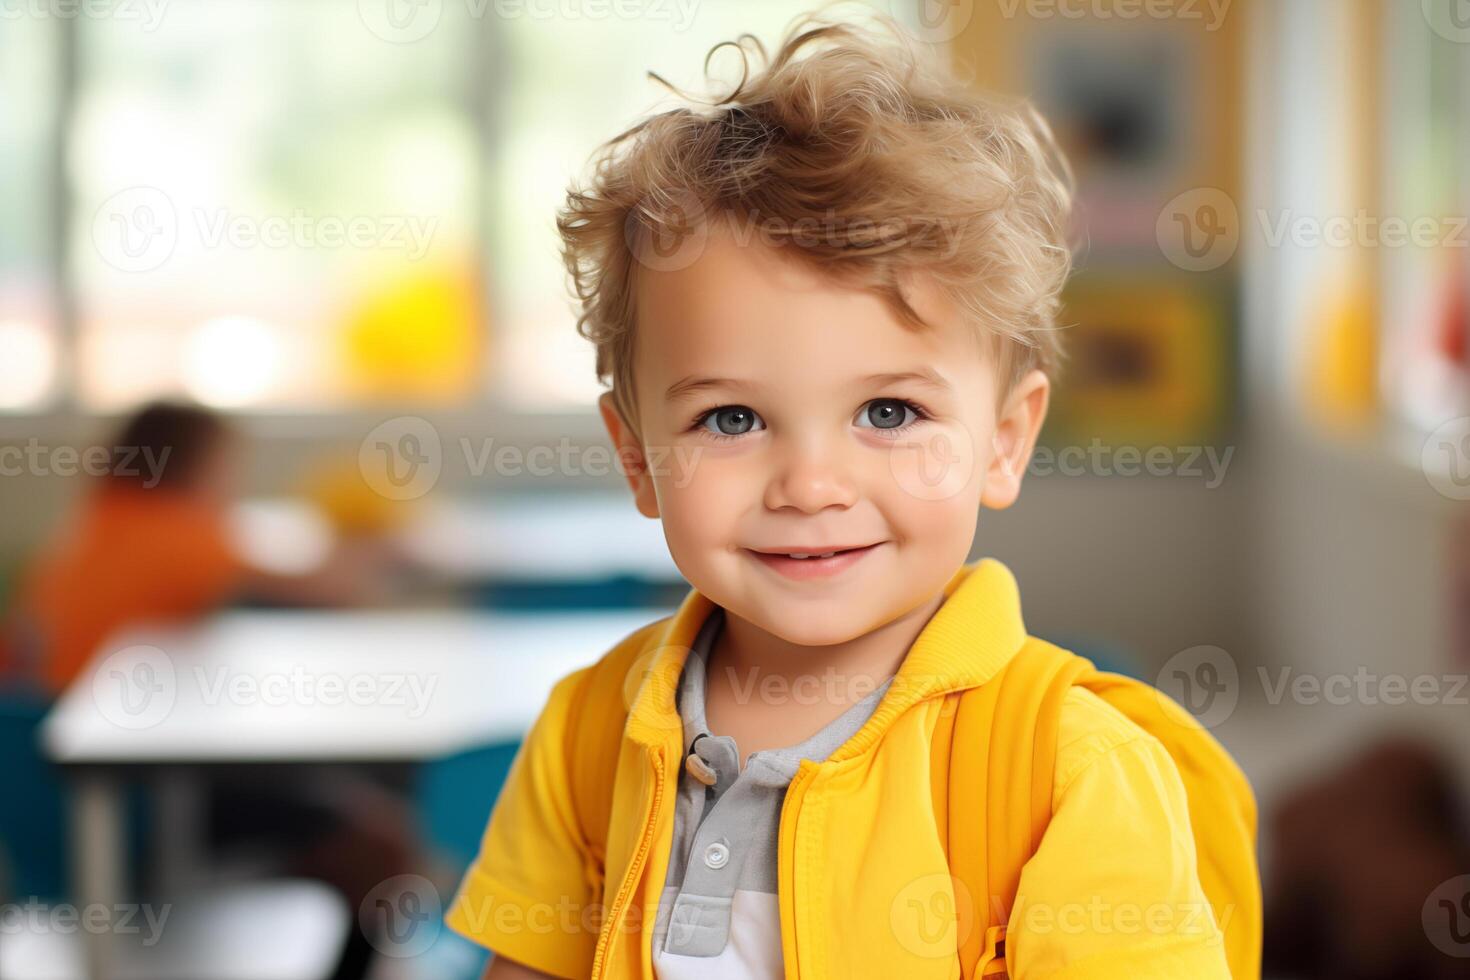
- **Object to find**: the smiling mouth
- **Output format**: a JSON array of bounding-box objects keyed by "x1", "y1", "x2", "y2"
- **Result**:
[{"x1": 743, "y1": 542, "x2": 884, "y2": 579}]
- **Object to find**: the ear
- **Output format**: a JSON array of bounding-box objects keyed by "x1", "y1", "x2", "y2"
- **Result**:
[
  {"x1": 980, "y1": 369, "x2": 1050, "y2": 511},
  {"x1": 598, "y1": 391, "x2": 660, "y2": 519}
]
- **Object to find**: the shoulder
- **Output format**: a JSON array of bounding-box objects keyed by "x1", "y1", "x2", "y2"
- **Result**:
[
  {"x1": 1052, "y1": 685, "x2": 1175, "y2": 803},
  {"x1": 538, "y1": 611, "x2": 681, "y2": 721}
]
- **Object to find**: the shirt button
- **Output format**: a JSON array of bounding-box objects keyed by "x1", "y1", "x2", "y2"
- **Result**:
[{"x1": 703, "y1": 841, "x2": 730, "y2": 870}]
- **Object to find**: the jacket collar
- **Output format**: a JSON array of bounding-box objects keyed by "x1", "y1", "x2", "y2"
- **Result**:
[{"x1": 624, "y1": 558, "x2": 1029, "y2": 756}]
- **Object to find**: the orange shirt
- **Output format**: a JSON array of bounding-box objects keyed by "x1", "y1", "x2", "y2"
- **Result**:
[{"x1": 12, "y1": 485, "x2": 245, "y2": 694}]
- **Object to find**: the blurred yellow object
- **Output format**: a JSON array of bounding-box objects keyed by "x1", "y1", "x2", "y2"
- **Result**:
[
  {"x1": 340, "y1": 263, "x2": 482, "y2": 402},
  {"x1": 1306, "y1": 269, "x2": 1378, "y2": 431},
  {"x1": 301, "y1": 457, "x2": 416, "y2": 536}
]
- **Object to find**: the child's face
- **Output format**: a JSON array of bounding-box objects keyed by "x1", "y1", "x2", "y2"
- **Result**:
[{"x1": 601, "y1": 221, "x2": 1049, "y2": 647}]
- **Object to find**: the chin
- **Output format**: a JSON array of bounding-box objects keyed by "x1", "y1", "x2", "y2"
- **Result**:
[{"x1": 749, "y1": 603, "x2": 875, "y2": 648}]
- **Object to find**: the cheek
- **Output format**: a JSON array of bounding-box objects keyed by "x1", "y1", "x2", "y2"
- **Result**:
[
  {"x1": 902, "y1": 494, "x2": 982, "y2": 564},
  {"x1": 877, "y1": 419, "x2": 985, "y2": 507},
  {"x1": 651, "y1": 451, "x2": 752, "y2": 549}
]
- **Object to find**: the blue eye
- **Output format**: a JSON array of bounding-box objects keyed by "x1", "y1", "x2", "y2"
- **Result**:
[
  {"x1": 857, "y1": 398, "x2": 919, "y2": 430},
  {"x1": 700, "y1": 405, "x2": 764, "y2": 437}
]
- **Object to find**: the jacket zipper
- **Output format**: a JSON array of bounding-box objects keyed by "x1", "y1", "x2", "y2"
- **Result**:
[
  {"x1": 591, "y1": 749, "x2": 667, "y2": 980},
  {"x1": 777, "y1": 761, "x2": 819, "y2": 980}
]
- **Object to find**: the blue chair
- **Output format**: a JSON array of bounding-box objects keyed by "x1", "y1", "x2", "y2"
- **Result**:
[
  {"x1": 414, "y1": 741, "x2": 523, "y2": 980},
  {"x1": 0, "y1": 693, "x2": 67, "y2": 902},
  {"x1": 418, "y1": 741, "x2": 521, "y2": 877}
]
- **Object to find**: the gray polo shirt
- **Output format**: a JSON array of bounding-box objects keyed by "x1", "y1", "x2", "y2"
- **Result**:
[{"x1": 650, "y1": 606, "x2": 895, "y2": 979}]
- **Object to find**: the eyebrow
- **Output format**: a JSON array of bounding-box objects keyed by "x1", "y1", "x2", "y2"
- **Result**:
[
  {"x1": 664, "y1": 376, "x2": 766, "y2": 404},
  {"x1": 860, "y1": 369, "x2": 954, "y2": 394},
  {"x1": 664, "y1": 368, "x2": 952, "y2": 404}
]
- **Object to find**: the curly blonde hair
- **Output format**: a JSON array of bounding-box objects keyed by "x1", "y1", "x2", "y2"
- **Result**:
[{"x1": 558, "y1": 12, "x2": 1074, "y2": 437}]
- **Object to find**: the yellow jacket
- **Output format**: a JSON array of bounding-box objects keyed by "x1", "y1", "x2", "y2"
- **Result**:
[{"x1": 447, "y1": 559, "x2": 1242, "y2": 979}]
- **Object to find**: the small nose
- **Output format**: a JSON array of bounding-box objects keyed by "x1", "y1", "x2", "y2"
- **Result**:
[{"x1": 762, "y1": 437, "x2": 858, "y2": 514}]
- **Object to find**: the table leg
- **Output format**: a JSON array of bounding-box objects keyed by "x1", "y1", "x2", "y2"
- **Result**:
[
  {"x1": 153, "y1": 769, "x2": 205, "y2": 895},
  {"x1": 71, "y1": 771, "x2": 125, "y2": 980}
]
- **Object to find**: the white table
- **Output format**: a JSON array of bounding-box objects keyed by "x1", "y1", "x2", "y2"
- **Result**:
[{"x1": 41, "y1": 607, "x2": 674, "y2": 978}]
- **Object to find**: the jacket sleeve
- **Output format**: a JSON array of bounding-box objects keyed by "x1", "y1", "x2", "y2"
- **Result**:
[
  {"x1": 1007, "y1": 689, "x2": 1233, "y2": 980},
  {"x1": 444, "y1": 666, "x2": 601, "y2": 978}
]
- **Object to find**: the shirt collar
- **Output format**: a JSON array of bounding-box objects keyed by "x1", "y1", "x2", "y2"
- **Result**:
[{"x1": 624, "y1": 558, "x2": 1030, "y2": 753}]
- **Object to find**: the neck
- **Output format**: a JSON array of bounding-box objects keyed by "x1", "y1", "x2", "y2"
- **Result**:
[{"x1": 708, "y1": 590, "x2": 948, "y2": 709}]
